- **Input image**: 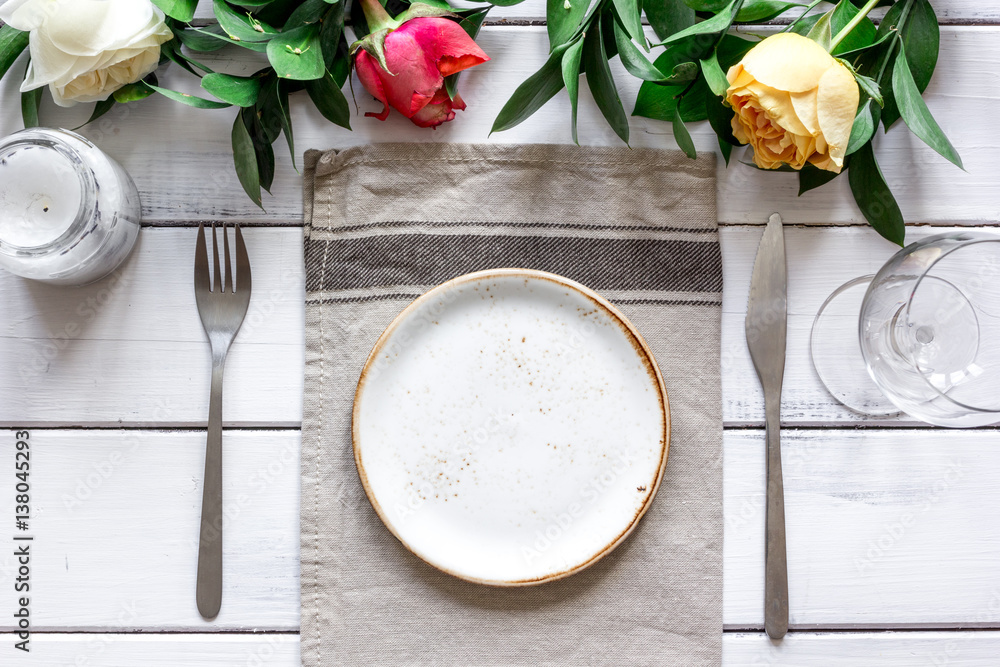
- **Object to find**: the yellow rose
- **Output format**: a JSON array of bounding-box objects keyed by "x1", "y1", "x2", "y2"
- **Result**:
[{"x1": 726, "y1": 33, "x2": 859, "y2": 173}]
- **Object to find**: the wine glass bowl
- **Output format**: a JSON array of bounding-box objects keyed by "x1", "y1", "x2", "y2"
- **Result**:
[{"x1": 859, "y1": 232, "x2": 1000, "y2": 427}]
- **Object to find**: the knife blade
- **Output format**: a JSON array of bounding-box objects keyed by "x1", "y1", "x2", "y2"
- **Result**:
[{"x1": 745, "y1": 212, "x2": 788, "y2": 640}]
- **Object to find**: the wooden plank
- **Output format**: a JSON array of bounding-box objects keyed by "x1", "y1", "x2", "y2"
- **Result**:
[
  {"x1": 0, "y1": 27, "x2": 994, "y2": 225},
  {"x1": 723, "y1": 631, "x2": 1000, "y2": 665},
  {"x1": 0, "y1": 634, "x2": 300, "y2": 665},
  {"x1": 0, "y1": 430, "x2": 300, "y2": 631},
  {"x1": 2, "y1": 225, "x2": 992, "y2": 427},
  {"x1": 3, "y1": 429, "x2": 999, "y2": 631},
  {"x1": 0, "y1": 227, "x2": 304, "y2": 427},
  {"x1": 724, "y1": 429, "x2": 1000, "y2": 628},
  {"x1": 5, "y1": 631, "x2": 1000, "y2": 665}
]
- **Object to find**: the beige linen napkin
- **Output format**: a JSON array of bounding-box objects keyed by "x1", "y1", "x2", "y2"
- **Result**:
[{"x1": 301, "y1": 143, "x2": 723, "y2": 666}]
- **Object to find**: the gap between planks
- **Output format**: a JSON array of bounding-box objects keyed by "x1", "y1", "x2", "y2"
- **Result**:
[
  {"x1": 136, "y1": 220, "x2": 1000, "y2": 228},
  {"x1": 6, "y1": 624, "x2": 1000, "y2": 635},
  {"x1": 6, "y1": 423, "x2": 999, "y2": 430}
]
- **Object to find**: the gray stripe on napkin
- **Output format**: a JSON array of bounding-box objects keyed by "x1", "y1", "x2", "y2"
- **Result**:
[
  {"x1": 304, "y1": 235, "x2": 722, "y2": 293},
  {"x1": 301, "y1": 143, "x2": 723, "y2": 667}
]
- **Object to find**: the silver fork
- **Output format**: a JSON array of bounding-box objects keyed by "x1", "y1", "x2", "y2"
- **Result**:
[{"x1": 194, "y1": 223, "x2": 251, "y2": 619}]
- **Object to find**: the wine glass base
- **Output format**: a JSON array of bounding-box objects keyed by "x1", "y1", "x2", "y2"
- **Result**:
[{"x1": 810, "y1": 276, "x2": 902, "y2": 417}]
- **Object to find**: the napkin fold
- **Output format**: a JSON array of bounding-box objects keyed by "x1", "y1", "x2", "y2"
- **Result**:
[{"x1": 301, "y1": 143, "x2": 723, "y2": 666}]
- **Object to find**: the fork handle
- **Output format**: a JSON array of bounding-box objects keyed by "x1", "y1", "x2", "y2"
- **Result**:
[
  {"x1": 764, "y1": 397, "x2": 788, "y2": 639},
  {"x1": 197, "y1": 356, "x2": 225, "y2": 619}
]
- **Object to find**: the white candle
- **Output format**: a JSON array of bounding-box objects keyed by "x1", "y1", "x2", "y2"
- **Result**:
[
  {"x1": 0, "y1": 143, "x2": 82, "y2": 248},
  {"x1": 0, "y1": 128, "x2": 141, "y2": 285}
]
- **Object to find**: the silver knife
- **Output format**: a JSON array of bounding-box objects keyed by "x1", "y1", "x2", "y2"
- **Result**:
[{"x1": 745, "y1": 212, "x2": 788, "y2": 640}]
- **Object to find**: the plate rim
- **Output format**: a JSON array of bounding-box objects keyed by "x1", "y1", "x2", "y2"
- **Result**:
[{"x1": 352, "y1": 268, "x2": 671, "y2": 587}]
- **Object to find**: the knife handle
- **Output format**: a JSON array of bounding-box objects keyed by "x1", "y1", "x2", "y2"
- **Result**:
[{"x1": 764, "y1": 399, "x2": 788, "y2": 639}]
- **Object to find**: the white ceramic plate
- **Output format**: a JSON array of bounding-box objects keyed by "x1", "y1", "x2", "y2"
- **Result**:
[{"x1": 353, "y1": 269, "x2": 669, "y2": 586}]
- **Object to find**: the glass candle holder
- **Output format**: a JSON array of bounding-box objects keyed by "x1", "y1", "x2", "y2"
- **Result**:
[{"x1": 0, "y1": 127, "x2": 141, "y2": 285}]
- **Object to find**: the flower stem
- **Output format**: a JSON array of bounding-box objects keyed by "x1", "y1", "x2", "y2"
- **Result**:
[
  {"x1": 829, "y1": 0, "x2": 880, "y2": 51},
  {"x1": 359, "y1": 0, "x2": 394, "y2": 33}
]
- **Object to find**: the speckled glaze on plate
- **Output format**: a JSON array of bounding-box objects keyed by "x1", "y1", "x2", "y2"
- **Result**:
[{"x1": 352, "y1": 269, "x2": 670, "y2": 586}]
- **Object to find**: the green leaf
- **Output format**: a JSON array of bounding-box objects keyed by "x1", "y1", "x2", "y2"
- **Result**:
[
  {"x1": 612, "y1": 0, "x2": 646, "y2": 47},
  {"x1": 160, "y1": 38, "x2": 212, "y2": 76},
  {"x1": 213, "y1": 0, "x2": 279, "y2": 42},
  {"x1": 304, "y1": 70, "x2": 351, "y2": 130},
  {"x1": 613, "y1": 20, "x2": 671, "y2": 82},
  {"x1": 682, "y1": 0, "x2": 730, "y2": 10},
  {"x1": 798, "y1": 163, "x2": 840, "y2": 195},
  {"x1": 330, "y1": 54, "x2": 349, "y2": 88},
  {"x1": 75, "y1": 98, "x2": 116, "y2": 130},
  {"x1": 643, "y1": 0, "x2": 694, "y2": 42},
  {"x1": 267, "y1": 24, "x2": 324, "y2": 80},
  {"x1": 583, "y1": 13, "x2": 629, "y2": 144},
  {"x1": 716, "y1": 33, "x2": 756, "y2": 68},
  {"x1": 175, "y1": 25, "x2": 229, "y2": 52},
  {"x1": 202, "y1": 73, "x2": 261, "y2": 106},
  {"x1": 788, "y1": 12, "x2": 821, "y2": 37},
  {"x1": 487, "y1": 0, "x2": 529, "y2": 6},
  {"x1": 736, "y1": 0, "x2": 802, "y2": 22},
  {"x1": 891, "y1": 43, "x2": 962, "y2": 169},
  {"x1": 0, "y1": 25, "x2": 29, "y2": 81},
  {"x1": 144, "y1": 82, "x2": 232, "y2": 108},
  {"x1": 658, "y1": 0, "x2": 739, "y2": 48},
  {"x1": 241, "y1": 107, "x2": 275, "y2": 193},
  {"x1": 492, "y1": 43, "x2": 571, "y2": 133},
  {"x1": 284, "y1": 0, "x2": 333, "y2": 28},
  {"x1": 561, "y1": 36, "x2": 585, "y2": 144},
  {"x1": 805, "y1": 8, "x2": 832, "y2": 50},
  {"x1": 151, "y1": 0, "x2": 199, "y2": 22},
  {"x1": 672, "y1": 111, "x2": 696, "y2": 159},
  {"x1": 848, "y1": 141, "x2": 904, "y2": 245},
  {"x1": 700, "y1": 50, "x2": 728, "y2": 97},
  {"x1": 276, "y1": 79, "x2": 297, "y2": 168},
  {"x1": 548, "y1": 0, "x2": 589, "y2": 49},
  {"x1": 21, "y1": 87, "x2": 42, "y2": 129},
  {"x1": 633, "y1": 45, "x2": 711, "y2": 122},
  {"x1": 191, "y1": 27, "x2": 270, "y2": 51},
  {"x1": 834, "y1": 29, "x2": 893, "y2": 61},
  {"x1": 231, "y1": 112, "x2": 262, "y2": 207},
  {"x1": 319, "y1": 0, "x2": 345, "y2": 69},
  {"x1": 705, "y1": 94, "x2": 736, "y2": 163},
  {"x1": 114, "y1": 81, "x2": 156, "y2": 103},
  {"x1": 846, "y1": 98, "x2": 878, "y2": 156},
  {"x1": 829, "y1": 0, "x2": 876, "y2": 55},
  {"x1": 876, "y1": 0, "x2": 938, "y2": 129},
  {"x1": 255, "y1": 75, "x2": 283, "y2": 144},
  {"x1": 854, "y1": 72, "x2": 882, "y2": 106}
]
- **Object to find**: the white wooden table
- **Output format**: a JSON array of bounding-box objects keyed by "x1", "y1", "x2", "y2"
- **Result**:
[{"x1": 1, "y1": 2, "x2": 999, "y2": 664}]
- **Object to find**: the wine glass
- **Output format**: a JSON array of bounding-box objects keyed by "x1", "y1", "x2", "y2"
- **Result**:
[{"x1": 810, "y1": 231, "x2": 1000, "y2": 427}]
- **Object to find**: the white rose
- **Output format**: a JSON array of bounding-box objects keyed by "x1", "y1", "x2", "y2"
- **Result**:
[{"x1": 0, "y1": 0, "x2": 172, "y2": 107}]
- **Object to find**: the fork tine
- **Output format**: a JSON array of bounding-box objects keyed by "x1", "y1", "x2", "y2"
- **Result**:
[
  {"x1": 234, "y1": 224, "x2": 251, "y2": 294},
  {"x1": 223, "y1": 225, "x2": 233, "y2": 294},
  {"x1": 211, "y1": 224, "x2": 222, "y2": 293},
  {"x1": 195, "y1": 224, "x2": 210, "y2": 293}
]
